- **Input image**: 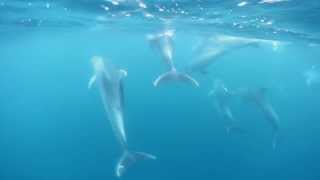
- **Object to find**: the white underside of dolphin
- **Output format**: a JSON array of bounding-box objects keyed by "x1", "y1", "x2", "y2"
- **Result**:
[{"x1": 89, "y1": 56, "x2": 156, "y2": 178}]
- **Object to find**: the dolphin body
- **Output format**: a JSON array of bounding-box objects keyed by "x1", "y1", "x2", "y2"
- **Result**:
[
  {"x1": 147, "y1": 29, "x2": 199, "y2": 87},
  {"x1": 237, "y1": 88, "x2": 280, "y2": 149},
  {"x1": 304, "y1": 66, "x2": 320, "y2": 87},
  {"x1": 187, "y1": 35, "x2": 279, "y2": 74},
  {"x1": 209, "y1": 80, "x2": 242, "y2": 134},
  {"x1": 88, "y1": 56, "x2": 156, "y2": 178}
]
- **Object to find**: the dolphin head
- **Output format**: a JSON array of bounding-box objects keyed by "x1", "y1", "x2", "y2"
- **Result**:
[
  {"x1": 213, "y1": 79, "x2": 229, "y2": 93},
  {"x1": 163, "y1": 29, "x2": 175, "y2": 38},
  {"x1": 91, "y1": 56, "x2": 105, "y2": 73}
]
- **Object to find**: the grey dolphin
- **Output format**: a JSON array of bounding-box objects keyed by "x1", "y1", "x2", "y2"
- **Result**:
[
  {"x1": 237, "y1": 88, "x2": 280, "y2": 149},
  {"x1": 209, "y1": 80, "x2": 243, "y2": 134},
  {"x1": 88, "y1": 56, "x2": 156, "y2": 178},
  {"x1": 147, "y1": 30, "x2": 199, "y2": 87},
  {"x1": 187, "y1": 35, "x2": 279, "y2": 74}
]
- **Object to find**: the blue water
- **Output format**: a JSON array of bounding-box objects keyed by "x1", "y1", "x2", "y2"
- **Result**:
[{"x1": 1, "y1": 0, "x2": 320, "y2": 180}]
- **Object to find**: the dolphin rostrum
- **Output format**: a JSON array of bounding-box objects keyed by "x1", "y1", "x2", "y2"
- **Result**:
[
  {"x1": 209, "y1": 80, "x2": 243, "y2": 134},
  {"x1": 88, "y1": 56, "x2": 156, "y2": 177},
  {"x1": 237, "y1": 88, "x2": 280, "y2": 149},
  {"x1": 147, "y1": 29, "x2": 199, "y2": 87}
]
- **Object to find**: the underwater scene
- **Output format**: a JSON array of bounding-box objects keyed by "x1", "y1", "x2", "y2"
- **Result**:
[{"x1": 1, "y1": 0, "x2": 320, "y2": 179}]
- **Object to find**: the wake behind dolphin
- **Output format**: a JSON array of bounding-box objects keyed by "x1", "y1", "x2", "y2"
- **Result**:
[
  {"x1": 88, "y1": 56, "x2": 156, "y2": 177},
  {"x1": 236, "y1": 88, "x2": 280, "y2": 149},
  {"x1": 147, "y1": 29, "x2": 199, "y2": 87}
]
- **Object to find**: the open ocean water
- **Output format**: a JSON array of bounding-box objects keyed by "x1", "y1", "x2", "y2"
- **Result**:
[{"x1": 1, "y1": 0, "x2": 320, "y2": 180}]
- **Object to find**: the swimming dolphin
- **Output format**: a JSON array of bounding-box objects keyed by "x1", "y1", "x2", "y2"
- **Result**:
[
  {"x1": 208, "y1": 80, "x2": 242, "y2": 134},
  {"x1": 187, "y1": 35, "x2": 280, "y2": 74},
  {"x1": 237, "y1": 88, "x2": 280, "y2": 149},
  {"x1": 88, "y1": 56, "x2": 156, "y2": 177},
  {"x1": 147, "y1": 29, "x2": 199, "y2": 87},
  {"x1": 304, "y1": 65, "x2": 320, "y2": 87}
]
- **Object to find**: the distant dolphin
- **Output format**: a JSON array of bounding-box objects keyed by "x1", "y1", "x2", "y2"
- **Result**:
[
  {"x1": 88, "y1": 56, "x2": 156, "y2": 178},
  {"x1": 209, "y1": 80, "x2": 243, "y2": 134},
  {"x1": 147, "y1": 29, "x2": 199, "y2": 87},
  {"x1": 187, "y1": 35, "x2": 280, "y2": 74},
  {"x1": 304, "y1": 65, "x2": 320, "y2": 87},
  {"x1": 237, "y1": 88, "x2": 280, "y2": 149}
]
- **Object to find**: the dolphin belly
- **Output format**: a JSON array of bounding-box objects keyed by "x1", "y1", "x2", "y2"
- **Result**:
[{"x1": 98, "y1": 73, "x2": 128, "y2": 148}]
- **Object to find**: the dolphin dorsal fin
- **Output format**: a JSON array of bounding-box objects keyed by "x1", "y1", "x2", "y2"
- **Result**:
[{"x1": 88, "y1": 75, "x2": 97, "y2": 89}]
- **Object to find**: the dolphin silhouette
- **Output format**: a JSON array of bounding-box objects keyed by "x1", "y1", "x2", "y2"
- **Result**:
[
  {"x1": 304, "y1": 65, "x2": 320, "y2": 87},
  {"x1": 88, "y1": 56, "x2": 156, "y2": 177},
  {"x1": 237, "y1": 88, "x2": 280, "y2": 149},
  {"x1": 147, "y1": 29, "x2": 199, "y2": 87},
  {"x1": 209, "y1": 80, "x2": 243, "y2": 134},
  {"x1": 187, "y1": 35, "x2": 279, "y2": 74}
]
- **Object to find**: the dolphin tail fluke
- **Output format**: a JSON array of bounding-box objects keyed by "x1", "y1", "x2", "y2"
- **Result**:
[
  {"x1": 153, "y1": 71, "x2": 172, "y2": 87},
  {"x1": 178, "y1": 73, "x2": 200, "y2": 87},
  {"x1": 153, "y1": 70, "x2": 200, "y2": 87},
  {"x1": 88, "y1": 75, "x2": 96, "y2": 89},
  {"x1": 116, "y1": 150, "x2": 157, "y2": 178}
]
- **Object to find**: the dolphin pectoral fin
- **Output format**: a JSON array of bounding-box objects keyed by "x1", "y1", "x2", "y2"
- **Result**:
[
  {"x1": 88, "y1": 75, "x2": 96, "y2": 89},
  {"x1": 153, "y1": 71, "x2": 172, "y2": 87},
  {"x1": 119, "y1": 69, "x2": 128, "y2": 79},
  {"x1": 116, "y1": 151, "x2": 156, "y2": 178},
  {"x1": 178, "y1": 73, "x2": 200, "y2": 87}
]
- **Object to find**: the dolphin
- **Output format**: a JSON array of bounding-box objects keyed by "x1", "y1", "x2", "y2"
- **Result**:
[
  {"x1": 147, "y1": 29, "x2": 199, "y2": 87},
  {"x1": 88, "y1": 56, "x2": 156, "y2": 178},
  {"x1": 187, "y1": 35, "x2": 279, "y2": 74},
  {"x1": 237, "y1": 88, "x2": 280, "y2": 149},
  {"x1": 304, "y1": 65, "x2": 320, "y2": 87},
  {"x1": 208, "y1": 80, "x2": 243, "y2": 134}
]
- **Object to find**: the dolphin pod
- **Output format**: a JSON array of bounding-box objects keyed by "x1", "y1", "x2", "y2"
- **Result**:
[
  {"x1": 88, "y1": 56, "x2": 156, "y2": 178},
  {"x1": 88, "y1": 30, "x2": 285, "y2": 177},
  {"x1": 147, "y1": 29, "x2": 199, "y2": 87}
]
